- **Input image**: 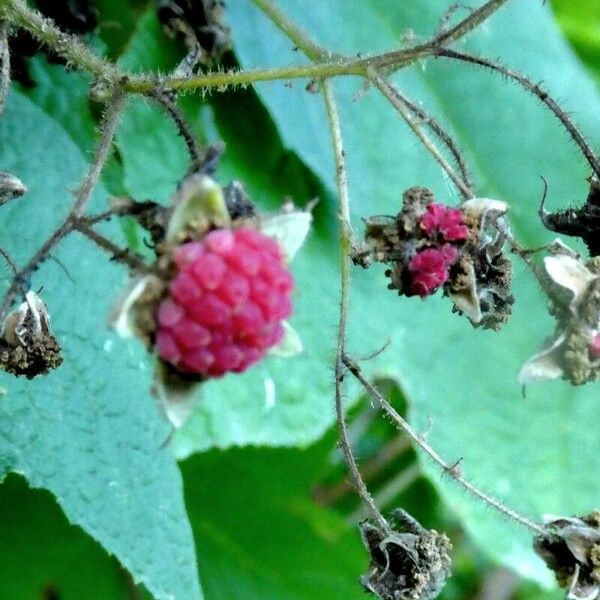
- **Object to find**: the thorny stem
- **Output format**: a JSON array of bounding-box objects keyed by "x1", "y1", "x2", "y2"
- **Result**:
[
  {"x1": 249, "y1": 0, "x2": 333, "y2": 62},
  {"x1": 357, "y1": 0, "x2": 511, "y2": 71},
  {"x1": 436, "y1": 48, "x2": 600, "y2": 178},
  {"x1": 396, "y1": 90, "x2": 474, "y2": 197},
  {"x1": 73, "y1": 222, "x2": 149, "y2": 272},
  {"x1": 0, "y1": 0, "x2": 121, "y2": 82},
  {"x1": 0, "y1": 21, "x2": 9, "y2": 117},
  {"x1": 1, "y1": 0, "x2": 511, "y2": 98},
  {"x1": 148, "y1": 91, "x2": 202, "y2": 168},
  {"x1": 369, "y1": 68, "x2": 474, "y2": 200},
  {"x1": 0, "y1": 94, "x2": 126, "y2": 315},
  {"x1": 323, "y1": 79, "x2": 389, "y2": 532},
  {"x1": 73, "y1": 94, "x2": 126, "y2": 216},
  {"x1": 343, "y1": 354, "x2": 546, "y2": 536}
]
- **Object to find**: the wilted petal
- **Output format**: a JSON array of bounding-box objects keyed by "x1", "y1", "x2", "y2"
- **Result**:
[
  {"x1": 110, "y1": 275, "x2": 162, "y2": 338},
  {"x1": 544, "y1": 254, "x2": 596, "y2": 304},
  {"x1": 259, "y1": 210, "x2": 312, "y2": 263},
  {"x1": 268, "y1": 320, "x2": 303, "y2": 357},
  {"x1": 518, "y1": 334, "x2": 566, "y2": 384},
  {"x1": 448, "y1": 261, "x2": 482, "y2": 324}
]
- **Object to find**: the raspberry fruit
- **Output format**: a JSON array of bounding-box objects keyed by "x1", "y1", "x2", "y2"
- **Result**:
[
  {"x1": 407, "y1": 245, "x2": 458, "y2": 298},
  {"x1": 419, "y1": 203, "x2": 468, "y2": 242},
  {"x1": 155, "y1": 227, "x2": 294, "y2": 377}
]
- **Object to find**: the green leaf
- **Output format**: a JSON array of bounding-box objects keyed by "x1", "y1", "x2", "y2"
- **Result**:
[
  {"x1": 0, "y1": 474, "x2": 132, "y2": 599},
  {"x1": 182, "y1": 441, "x2": 367, "y2": 600},
  {"x1": 226, "y1": 0, "x2": 600, "y2": 588},
  {"x1": 0, "y1": 91, "x2": 201, "y2": 600}
]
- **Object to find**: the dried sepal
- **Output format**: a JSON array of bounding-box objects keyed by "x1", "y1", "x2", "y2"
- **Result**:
[
  {"x1": 268, "y1": 321, "x2": 303, "y2": 358},
  {"x1": 0, "y1": 291, "x2": 62, "y2": 378},
  {"x1": 519, "y1": 241, "x2": 600, "y2": 385},
  {"x1": 166, "y1": 173, "x2": 231, "y2": 241},
  {"x1": 360, "y1": 510, "x2": 452, "y2": 600},
  {"x1": 258, "y1": 202, "x2": 313, "y2": 263},
  {"x1": 0, "y1": 171, "x2": 27, "y2": 205},
  {"x1": 534, "y1": 512, "x2": 600, "y2": 600}
]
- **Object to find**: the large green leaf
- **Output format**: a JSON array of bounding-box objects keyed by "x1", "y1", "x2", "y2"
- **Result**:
[
  {"x1": 0, "y1": 475, "x2": 131, "y2": 599},
  {"x1": 183, "y1": 441, "x2": 367, "y2": 600},
  {"x1": 225, "y1": 0, "x2": 600, "y2": 588},
  {"x1": 0, "y1": 91, "x2": 201, "y2": 600}
]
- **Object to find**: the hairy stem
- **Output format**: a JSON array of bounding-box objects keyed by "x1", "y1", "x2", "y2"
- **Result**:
[
  {"x1": 396, "y1": 89, "x2": 473, "y2": 196},
  {"x1": 126, "y1": 0, "x2": 511, "y2": 95},
  {"x1": 249, "y1": 0, "x2": 333, "y2": 61},
  {"x1": 73, "y1": 94, "x2": 126, "y2": 216},
  {"x1": 436, "y1": 48, "x2": 600, "y2": 178},
  {"x1": 0, "y1": 0, "x2": 120, "y2": 82},
  {"x1": 369, "y1": 69, "x2": 474, "y2": 200},
  {"x1": 363, "y1": 0, "x2": 511, "y2": 71},
  {"x1": 73, "y1": 222, "x2": 149, "y2": 272},
  {"x1": 148, "y1": 91, "x2": 202, "y2": 167},
  {"x1": 323, "y1": 80, "x2": 389, "y2": 531},
  {"x1": 343, "y1": 354, "x2": 545, "y2": 536}
]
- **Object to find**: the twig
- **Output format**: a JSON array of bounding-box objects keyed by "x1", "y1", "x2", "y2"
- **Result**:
[
  {"x1": 73, "y1": 93, "x2": 126, "y2": 216},
  {"x1": 0, "y1": 0, "x2": 120, "y2": 82},
  {"x1": 369, "y1": 68, "x2": 474, "y2": 200},
  {"x1": 73, "y1": 221, "x2": 149, "y2": 272},
  {"x1": 249, "y1": 0, "x2": 333, "y2": 61},
  {"x1": 436, "y1": 48, "x2": 600, "y2": 178},
  {"x1": 322, "y1": 79, "x2": 389, "y2": 532},
  {"x1": 123, "y1": 0, "x2": 512, "y2": 95},
  {"x1": 0, "y1": 94, "x2": 127, "y2": 315},
  {"x1": 343, "y1": 353, "x2": 546, "y2": 536},
  {"x1": 365, "y1": 0, "x2": 511, "y2": 71},
  {"x1": 148, "y1": 90, "x2": 202, "y2": 168},
  {"x1": 0, "y1": 21, "x2": 10, "y2": 117},
  {"x1": 0, "y1": 246, "x2": 19, "y2": 277},
  {"x1": 396, "y1": 90, "x2": 473, "y2": 197}
]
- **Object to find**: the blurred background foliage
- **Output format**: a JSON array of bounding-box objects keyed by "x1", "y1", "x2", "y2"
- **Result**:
[{"x1": 1, "y1": 1, "x2": 600, "y2": 599}]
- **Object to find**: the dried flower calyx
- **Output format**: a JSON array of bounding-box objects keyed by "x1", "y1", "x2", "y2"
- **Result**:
[
  {"x1": 519, "y1": 240, "x2": 600, "y2": 386},
  {"x1": 360, "y1": 510, "x2": 452, "y2": 600},
  {"x1": 0, "y1": 291, "x2": 62, "y2": 378},
  {"x1": 357, "y1": 187, "x2": 514, "y2": 330},
  {"x1": 534, "y1": 512, "x2": 600, "y2": 600}
]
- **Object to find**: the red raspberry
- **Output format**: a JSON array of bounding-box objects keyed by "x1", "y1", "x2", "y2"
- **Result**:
[
  {"x1": 407, "y1": 245, "x2": 458, "y2": 298},
  {"x1": 156, "y1": 228, "x2": 294, "y2": 377},
  {"x1": 590, "y1": 334, "x2": 600, "y2": 359},
  {"x1": 420, "y1": 203, "x2": 468, "y2": 242}
]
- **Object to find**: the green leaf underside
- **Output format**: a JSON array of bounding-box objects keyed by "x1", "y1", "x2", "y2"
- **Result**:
[
  {"x1": 225, "y1": 0, "x2": 600, "y2": 588},
  {"x1": 0, "y1": 92, "x2": 201, "y2": 600}
]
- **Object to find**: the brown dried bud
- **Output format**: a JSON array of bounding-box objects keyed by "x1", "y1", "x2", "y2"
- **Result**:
[
  {"x1": 0, "y1": 171, "x2": 26, "y2": 205},
  {"x1": 534, "y1": 512, "x2": 600, "y2": 599},
  {"x1": 0, "y1": 291, "x2": 62, "y2": 378},
  {"x1": 360, "y1": 510, "x2": 452, "y2": 600}
]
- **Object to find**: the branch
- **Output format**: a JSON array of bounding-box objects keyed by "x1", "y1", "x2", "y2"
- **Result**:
[
  {"x1": 0, "y1": 0, "x2": 120, "y2": 82},
  {"x1": 322, "y1": 79, "x2": 389, "y2": 532},
  {"x1": 249, "y1": 0, "x2": 333, "y2": 61},
  {"x1": 343, "y1": 353, "x2": 546, "y2": 536},
  {"x1": 369, "y1": 0, "x2": 512, "y2": 71},
  {"x1": 369, "y1": 68, "x2": 474, "y2": 200}
]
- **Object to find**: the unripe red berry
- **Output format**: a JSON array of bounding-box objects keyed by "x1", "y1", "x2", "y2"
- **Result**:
[{"x1": 156, "y1": 228, "x2": 294, "y2": 377}]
